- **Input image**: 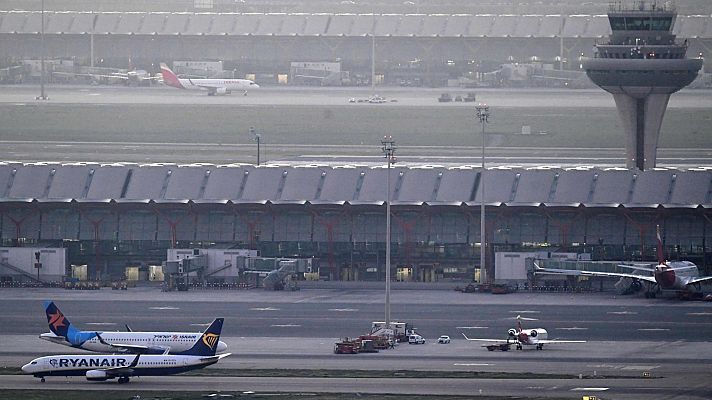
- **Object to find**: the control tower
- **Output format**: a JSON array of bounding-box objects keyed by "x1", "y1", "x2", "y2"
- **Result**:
[{"x1": 582, "y1": 1, "x2": 702, "y2": 170}]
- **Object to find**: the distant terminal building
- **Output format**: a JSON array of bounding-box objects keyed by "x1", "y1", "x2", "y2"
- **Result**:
[
  {"x1": 583, "y1": 1, "x2": 703, "y2": 170},
  {"x1": 0, "y1": 162, "x2": 711, "y2": 283},
  {"x1": 1, "y1": 11, "x2": 710, "y2": 86}
]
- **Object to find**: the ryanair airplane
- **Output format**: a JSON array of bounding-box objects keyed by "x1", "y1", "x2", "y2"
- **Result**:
[
  {"x1": 23, "y1": 318, "x2": 229, "y2": 383},
  {"x1": 41, "y1": 301, "x2": 227, "y2": 354}
]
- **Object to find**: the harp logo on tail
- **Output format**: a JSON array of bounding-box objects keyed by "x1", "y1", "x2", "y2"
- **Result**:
[{"x1": 202, "y1": 333, "x2": 219, "y2": 349}]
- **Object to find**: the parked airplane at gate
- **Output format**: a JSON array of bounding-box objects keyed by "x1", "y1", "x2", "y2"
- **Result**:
[
  {"x1": 160, "y1": 63, "x2": 259, "y2": 95},
  {"x1": 461, "y1": 315, "x2": 586, "y2": 351},
  {"x1": 40, "y1": 301, "x2": 227, "y2": 354},
  {"x1": 534, "y1": 226, "x2": 712, "y2": 298},
  {"x1": 24, "y1": 317, "x2": 229, "y2": 383}
]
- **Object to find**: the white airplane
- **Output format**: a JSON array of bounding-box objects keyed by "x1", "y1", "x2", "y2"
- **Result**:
[
  {"x1": 160, "y1": 62, "x2": 259, "y2": 96},
  {"x1": 534, "y1": 226, "x2": 712, "y2": 298},
  {"x1": 23, "y1": 318, "x2": 229, "y2": 383},
  {"x1": 462, "y1": 315, "x2": 586, "y2": 351},
  {"x1": 40, "y1": 301, "x2": 228, "y2": 354}
]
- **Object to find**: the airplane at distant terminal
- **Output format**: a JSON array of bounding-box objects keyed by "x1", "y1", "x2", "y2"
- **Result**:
[
  {"x1": 53, "y1": 69, "x2": 159, "y2": 86},
  {"x1": 160, "y1": 62, "x2": 259, "y2": 96},
  {"x1": 40, "y1": 301, "x2": 228, "y2": 354},
  {"x1": 24, "y1": 318, "x2": 229, "y2": 383},
  {"x1": 534, "y1": 226, "x2": 712, "y2": 298},
  {"x1": 462, "y1": 315, "x2": 586, "y2": 351}
]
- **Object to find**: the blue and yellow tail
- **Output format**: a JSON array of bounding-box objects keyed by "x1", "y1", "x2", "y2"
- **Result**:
[
  {"x1": 44, "y1": 300, "x2": 95, "y2": 346},
  {"x1": 182, "y1": 318, "x2": 224, "y2": 356}
]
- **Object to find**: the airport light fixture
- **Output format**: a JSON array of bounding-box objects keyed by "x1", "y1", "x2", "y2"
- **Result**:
[
  {"x1": 381, "y1": 136, "x2": 396, "y2": 328},
  {"x1": 250, "y1": 126, "x2": 261, "y2": 165},
  {"x1": 475, "y1": 103, "x2": 489, "y2": 283}
]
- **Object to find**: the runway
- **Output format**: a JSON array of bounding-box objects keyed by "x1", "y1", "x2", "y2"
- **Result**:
[
  {"x1": 1, "y1": 85, "x2": 710, "y2": 166},
  {"x1": 1, "y1": 286, "x2": 711, "y2": 399}
]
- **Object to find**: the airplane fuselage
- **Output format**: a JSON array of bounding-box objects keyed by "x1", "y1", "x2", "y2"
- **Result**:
[
  {"x1": 40, "y1": 331, "x2": 227, "y2": 354},
  {"x1": 22, "y1": 354, "x2": 220, "y2": 379},
  {"x1": 654, "y1": 261, "x2": 699, "y2": 290}
]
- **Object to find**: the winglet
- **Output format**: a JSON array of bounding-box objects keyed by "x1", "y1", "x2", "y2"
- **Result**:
[
  {"x1": 461, "y1": 332, "x2": 472, "y2": 340},
  {"x1": 159, "y1": 63, "x2": 184, "y2": 89},
  {"x1": 125, "y1": 324, "x2": 133, "y2": 332}
]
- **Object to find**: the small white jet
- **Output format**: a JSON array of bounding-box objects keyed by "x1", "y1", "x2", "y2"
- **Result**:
[
  {"x1": 24, "y1": 318, "x2": 229, "y2": 383},
  {"x1": 160, "y1": 62, "x2": 259, "y2": 96},
  {"x1": 462, "y1": 315, "x2": 586, "y2": 351},
  {"x1": 40, "y1": 301, "x2": 228, "y2": 355}
]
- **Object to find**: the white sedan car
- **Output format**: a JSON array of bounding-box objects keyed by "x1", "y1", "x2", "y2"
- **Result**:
[{"x1": 437, "y1": 335, "x2": 451, "y2": 344}]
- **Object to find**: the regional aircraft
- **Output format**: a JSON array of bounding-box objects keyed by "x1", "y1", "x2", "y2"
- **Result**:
[
  {"x1": 24, "y1": 318, "x2": 229, "y2": 383},
  {"x1": 160, "y1": 63, "x2": 259, "y2": 95},
  {"x1": 534, "y1": 226, "x2": 712, "y2": 298},
  {"x1": 40, "y1": 301, "x2": 227, "y2": 354},
  {"x1": 461, "y1": 315, "x2": 586, "y2": 351}
]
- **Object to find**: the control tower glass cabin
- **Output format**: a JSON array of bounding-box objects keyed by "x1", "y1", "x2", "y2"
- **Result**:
[{"x1": 582, "y1": 1, "x2": 702, "y2": 170}]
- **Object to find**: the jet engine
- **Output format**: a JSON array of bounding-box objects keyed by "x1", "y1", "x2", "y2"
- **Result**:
[
  {"x1": 529, "y1": 330, "x2": 538, "y2": 337},
  {"x1": 85, "y1": 369, "x2": 109, "y2": 381},
  {"x1": 216, "y1": 87, "x2": 229, "y2": 95},
  {"x1": 507, "y1": 328, "x2": 518, "y2": 337}
]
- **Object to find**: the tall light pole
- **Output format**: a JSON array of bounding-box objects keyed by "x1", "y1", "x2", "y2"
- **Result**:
[
  {"x1": 250, "y1": 126, "x2": 261, "y2": 165},
  {"x1": 475, "y1": 103, "x2": 489, "y2": 283},
  {"x1": 37, "y1": 0, "x2": 48, "y2": 100},
  {"x1": 381, "y1": 136, "x2": 396, "y2": 328}
]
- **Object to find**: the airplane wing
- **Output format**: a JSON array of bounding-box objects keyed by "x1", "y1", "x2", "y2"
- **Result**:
[
  {"x1": 534, "y1": 263, "x2": 658, "y2": 284},
  {"x1": 688, "y1": 276, "x2": 712, "y2": 285},
  {"x1": 96, "y1": 354, "x2": 141, "y2": 378},
  {"x1": 536, "y1": 340, "x2": 587, "y2": 344},
  {"x1": 461, "y1": 333, "x2": 507, "y2": 343}
]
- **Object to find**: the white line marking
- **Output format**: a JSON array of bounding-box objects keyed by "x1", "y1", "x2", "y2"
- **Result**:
[
  {"x1": 250, "y1": 307, "x2": 280, "y2": 311},
  {"x1": 85, "y1": 322, "x2": 117, "y2": 326},
  {"x1": 456, "y1": 326, "x2": 489, "y2": 329},
  {"x1": 607, "y1": 311, "x2": 638, "y2": 315},
  {"x1": 687, "y1": 312, "x2": 712, "y2": 316},
  {"x1": 453, "y1": 363, "x2": 491, "y2": 366},
  {"x1": 510, "y1": 316, "x2": 539, "y2": 321},
  {"x1": 509, "y1": 310, "x2": 540, "y2": 314},
  {"x1": 637, "y1": 328, "x2": 670, "y2": 332},
  {"x1": 190, "y1": 323, "x2": 210, "y2": 327},
  {"x1": 149, "y1": 306, "x2": 179, "y2": 310},
  {"x1": 571, "y1": 387, "x2": 609, "y2": 391},
  {"x1": 328, "y1": 308, "x2": 359, "y2": 312},
  {"x1": 556, "y1": 327, "x2": 588, "y2": 331},
  {"x1": 270, "y1": 324, "x2": 301, "y2": 328}
]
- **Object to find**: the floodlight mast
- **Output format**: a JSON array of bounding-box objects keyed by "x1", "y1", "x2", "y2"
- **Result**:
[
  {"x1": 475, "y1": 103, "x2": 489, "y2": 283},
  {"x1": 381, "y1": 136, "x2": 396, "y2": 328},
  {"x1": 38, "y1": 0, "x2": 48, "y2": 101}
]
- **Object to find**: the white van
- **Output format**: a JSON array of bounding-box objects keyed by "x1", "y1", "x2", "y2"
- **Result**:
[{"x1": 408, "y1": 334, "x2": 425, "y2": 344}]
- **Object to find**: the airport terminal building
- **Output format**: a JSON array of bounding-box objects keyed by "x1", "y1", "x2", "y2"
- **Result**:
[
  {"x1": 1, "y1": 162, "x2": 711, "y2": 282},
  {"x1": 1, "y1": 10, "x2": 711, "y2": 86}
]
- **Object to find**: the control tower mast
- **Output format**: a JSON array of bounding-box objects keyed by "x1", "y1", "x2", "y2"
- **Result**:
[{"x1": 582, "y1": 1, "x2": 702, "y2": 170}]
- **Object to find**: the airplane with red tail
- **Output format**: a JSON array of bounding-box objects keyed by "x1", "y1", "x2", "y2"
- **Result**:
[
  {"x1": 534, "y1": 225, "x2": 712, "y2": 298},
  {"x1": 160, "y1": 63, "x2": 259, "y2": 96}
]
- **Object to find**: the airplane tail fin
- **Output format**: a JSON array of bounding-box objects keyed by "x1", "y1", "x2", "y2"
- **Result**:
[
  {"x1": 182, "y1": 318, "x2": 224, "y2": 356},
  {"x1": 656, "y1": 225, "x2": 665, "y2": 265},
  {"x1": 44, "y1": 300, "x2": 73, "y2": 338},
  {"x1": 159, "y1": 63, "x2": 184, "y2": 89},
  {"x1": 516, "y1": 315, "x2": 523, "y2": 332}
]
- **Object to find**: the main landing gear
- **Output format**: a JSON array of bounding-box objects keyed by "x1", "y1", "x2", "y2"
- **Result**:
[{"x1": 118, "y1": 376, "x2": 130, "y2": 384}]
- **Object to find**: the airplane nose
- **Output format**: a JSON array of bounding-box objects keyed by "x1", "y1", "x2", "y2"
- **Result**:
[
  {"x1": 21, "y1": 363, "x2": 31, "y2": 374},
  {"x1": 217, "y1": 341, "x2": 228, "y2": 353}
]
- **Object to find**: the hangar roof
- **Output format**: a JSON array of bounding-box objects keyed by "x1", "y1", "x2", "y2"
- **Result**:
[
  {"x1": 2, "y1": 11, "x2": 711, "y2": 38},
  {"x1": 0, "y1": 162, "x2": 709, "y2": 208}
]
